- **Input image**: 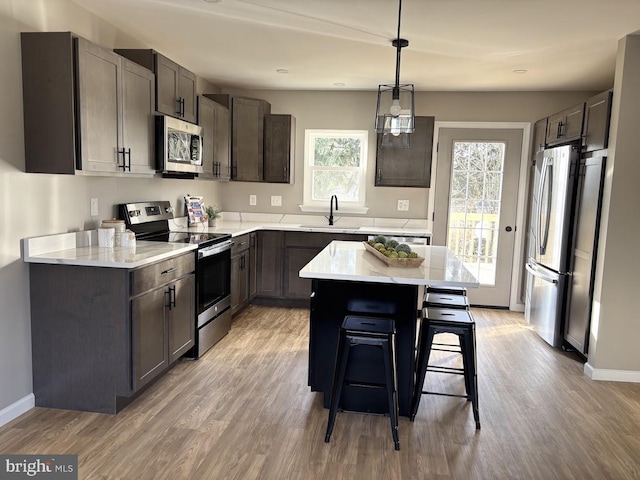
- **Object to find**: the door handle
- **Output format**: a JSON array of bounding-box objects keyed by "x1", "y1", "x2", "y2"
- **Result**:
[
  {"x1": 525, "y1": 263, "x2": 558, "y2": 284},
  {"x1": 125, "y1": 148, "x2": 131, "y2": 171},
  {"x1": 118, "y1": 148, "x2": 127, "y2": 171},
  {"x1": 176, "y1": 98, "x2": 182, "y2": 116},
  {"x1": 505, "y1": 226, "x2": 513, "y2": 232},
  {"x1": 170, "y1": 285, "x2": 176, "y2": 309}
]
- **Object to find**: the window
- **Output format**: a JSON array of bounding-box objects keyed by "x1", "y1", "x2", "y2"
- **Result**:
[{"x1": 303, "y1": 130, "x2": 368, "y2": 211}]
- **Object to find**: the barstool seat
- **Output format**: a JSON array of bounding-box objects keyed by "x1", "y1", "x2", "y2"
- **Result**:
[
  {"x1": 325, "y1": 315, "x2": 400, "y2": 450},
  {"x1": 410, "y1": 307, "x2": 480, "y2": 429},
  {"x1": 423, "y1": 292, "x2": 470, "y2": 310},
  {"x1": 426, "y1": 285, "x2": 468, "y2": 296}
]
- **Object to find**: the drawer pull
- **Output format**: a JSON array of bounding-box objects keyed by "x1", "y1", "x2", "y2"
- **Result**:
[{"x1": 161, "y1": 267, "x2": 178, "y2": 275}]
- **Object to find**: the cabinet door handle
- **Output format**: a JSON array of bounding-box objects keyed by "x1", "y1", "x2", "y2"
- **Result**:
[
  {"x1": 170, "y1": 285, "x2": 176, "y2": 309},
  {"x1": 181, "y1": 98, "x2": 185, "y2": 117},
  {"x1": 125, "y1": 148, "x2": 131, "y2": 171},
  {"x1": 161, "y1": 267, "x2": 177, "y2": 275},
  {"x1": 118, "y1": 148, "x2": 127, "y2": 171},
  {"x1": 232, "y1": 164, "x2": 237, "y2": 179},
  {"x1": 557, "y1": 121, "x2": 564, "y2": 138},
  {"x1": 176, "y1": 98, "x2": 182, "y2": 116},
  {"x1": 241, "y1": 254, "x2": 245, "y2": 270},
  {"x1": 165, "y1": 289, "x2": 172, "y2": 309}
]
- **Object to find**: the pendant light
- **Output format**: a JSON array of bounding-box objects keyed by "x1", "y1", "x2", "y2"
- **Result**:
[{"x1": 375, "y1": 0, "x2": 415, "y2": 140}]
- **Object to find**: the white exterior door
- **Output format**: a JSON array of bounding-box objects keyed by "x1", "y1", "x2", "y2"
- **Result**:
[{"x1": 433, "y1": 128, "x2": 523, "y2": 307}]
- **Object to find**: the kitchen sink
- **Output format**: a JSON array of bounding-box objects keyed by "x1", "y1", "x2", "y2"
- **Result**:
[{"x1": 300, "y1": 224, "x2": 355, "y2": 229}]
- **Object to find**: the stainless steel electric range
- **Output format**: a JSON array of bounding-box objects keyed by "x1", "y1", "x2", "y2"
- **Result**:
[{"x1": 120, "y1": 201, "x2": 233, "y2": 358}]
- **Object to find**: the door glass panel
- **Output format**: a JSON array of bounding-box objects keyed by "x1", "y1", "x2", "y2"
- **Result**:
[{"x1": 446, "y1": 141, "x2": 506, "y2": 285}]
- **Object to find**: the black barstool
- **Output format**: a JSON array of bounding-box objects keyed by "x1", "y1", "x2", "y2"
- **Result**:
[
  {"x1": 410, "y1": 307, "x2": 480, "y2": 429},
  {"x1": 324, "y1": 315, "x2": 400, "y2": 450},
  {"x1": 423, "y1": 292, "x2": 470, "y2": 310}
]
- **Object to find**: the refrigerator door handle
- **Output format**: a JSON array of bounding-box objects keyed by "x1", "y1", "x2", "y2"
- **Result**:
[
  {"x1": 526, "y1": 262, "x2": 558, "y2": 284},
  {"x1": 537, "y1": 156, "x2": 553, "y2": 255}
]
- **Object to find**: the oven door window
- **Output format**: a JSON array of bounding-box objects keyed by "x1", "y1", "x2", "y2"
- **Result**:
[{"x1": 198, "y1": 249, "x2": 231, "y2": 313}]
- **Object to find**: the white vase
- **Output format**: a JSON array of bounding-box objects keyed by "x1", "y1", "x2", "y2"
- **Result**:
[{"x1": 208, "y1": 218, "x2": 217, "y2": 227}]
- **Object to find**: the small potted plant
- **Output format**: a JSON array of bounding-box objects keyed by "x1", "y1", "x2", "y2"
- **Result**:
[{"x1": 205, "y1": 205, "x2": 222, "y2": 227}]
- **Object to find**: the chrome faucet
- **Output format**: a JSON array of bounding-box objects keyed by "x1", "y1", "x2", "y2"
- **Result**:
[{"x1": 328, "y1": 195, "x2": 338, "y2": 225}]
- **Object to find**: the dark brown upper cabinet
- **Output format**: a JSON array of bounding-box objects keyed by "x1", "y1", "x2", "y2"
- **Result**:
[
  {"x1": 231, "y1": 97, "x2": 271, "y2": 182},
  {"x1": 197, "y1": 95, "x2": 231, "y2": 180},
  {"x1": 546, "y1": 103, "x2": 584, "y2": 146},
  {"x1": 582, "y1": 90, "x2": 613, "y2": 153},
  {"x1": 21, "y1": 32, "x2": 155, "y2": 175},
  {"x1": 532, "y1": 118, "x2": 548, "y2": 155},
  {"x1": 264, "y1": 114, "x2": 296, "y2": 183},
  {"x1": 374, "y1": 116, "x2": 435, "y2": 187},
  {"x1": 115, "y1": 49, "x2": 197, "y2": 124}
]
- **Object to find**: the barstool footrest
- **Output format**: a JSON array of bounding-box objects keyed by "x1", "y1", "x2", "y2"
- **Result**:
[
  {"x1": 427, "y1": 365, "x2": 465, "y2": 375},
  {"x1": 422, "y1": 390, "x2": 470, "y2": 400}
]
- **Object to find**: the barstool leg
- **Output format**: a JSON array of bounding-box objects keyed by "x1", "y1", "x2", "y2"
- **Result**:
[
  {"x1": 459, "y1": 333, "x2": 471, "y2": 400},
  {"x1": 382, "y1": 340, "x2": 400, "y2": 450},
  {"x1": 410, "y1": 322, "x2": 435, "y2": 421},
  {"x1": 325, "y1": 334, "x2": 351, "y2": 443},
  {"x1": 461, "y1": 327, "x2": 480, "y2": 429}
]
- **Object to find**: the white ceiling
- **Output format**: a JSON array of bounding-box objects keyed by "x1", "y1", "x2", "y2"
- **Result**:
[{"x1": 73, "y1": 0, "x2": 640, "y2": 92}]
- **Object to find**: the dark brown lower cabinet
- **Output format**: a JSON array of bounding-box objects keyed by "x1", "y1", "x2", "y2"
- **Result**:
[
  {"x1": 231, "y1": 250, "x2": 249, "y2": 316},
  {"x1": 256, "y1": 231, "x2": 284, "y2": 298},
  {"x1": 29, "y1": 252, "x2": 196, "y2": 414},
  {"x1": 255, "y1": 231, "x2": 367, "y2": 306},
  {"x1": 231, "y1": 233, "x2": 251, "y2": 316}
]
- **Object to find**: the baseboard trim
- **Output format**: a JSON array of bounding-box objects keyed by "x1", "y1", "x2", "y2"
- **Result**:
[
  {"x1": 0, "y1": 394, "x2": 35, "y2": 427},
  {"x1": 584, "y1": 363, "x2": 640, "y2": 383}
]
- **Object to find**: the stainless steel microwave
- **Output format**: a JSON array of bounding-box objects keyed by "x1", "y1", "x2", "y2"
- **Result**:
[{"x1": 156, "y1": 115, "x2": 204, "y2": 175}]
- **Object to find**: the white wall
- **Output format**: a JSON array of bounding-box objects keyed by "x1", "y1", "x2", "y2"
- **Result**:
[{"x1": 219, "y1": 89, "x2": 596, "y2": 217}]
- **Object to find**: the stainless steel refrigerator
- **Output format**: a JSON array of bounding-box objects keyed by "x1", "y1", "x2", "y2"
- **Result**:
[{"x1": 525, "y1": 144, "x2": 580, "y2": 347}]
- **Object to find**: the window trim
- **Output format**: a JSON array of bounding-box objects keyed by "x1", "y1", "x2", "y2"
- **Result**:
[{"x1": 302, "y1": 129, "x2": 369, "y2": 211}]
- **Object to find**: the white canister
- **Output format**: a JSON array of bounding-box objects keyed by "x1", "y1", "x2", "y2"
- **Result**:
[
  {"x1": 120, "y1": 230, "x2": 136, "y2": 248},
  {"x1": 98, "y1": 227, "x2": 115, "y2": 248},
  {"x1": 102, "y1": 219, "x2": 125, "y2": 246}
]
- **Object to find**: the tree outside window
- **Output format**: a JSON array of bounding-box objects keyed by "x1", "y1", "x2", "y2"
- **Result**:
[{"x1": 303, "y1": 130, "x2": 368, "y2": 208}]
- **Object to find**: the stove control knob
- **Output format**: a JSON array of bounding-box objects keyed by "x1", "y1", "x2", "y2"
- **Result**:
[
  {"x1": 165, "y1": 206, "x2": 174, "y2": 213},
  {"x1": 129, "y1": 209, "x2": 140, "y2": 217}
]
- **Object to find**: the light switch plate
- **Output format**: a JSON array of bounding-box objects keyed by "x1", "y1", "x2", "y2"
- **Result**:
[
  {"x1": 397, "y1": 200, "x2": 409, "y2": 211},
  {"x1": 90, "y1": 198, "x2": 99, "y2": 216},
  {"x1": 249, "y1": 195, "x2": 257, "y2": 206},
  {"x1": 271, "y1": 195, "x2": 282, "y2": 207}
]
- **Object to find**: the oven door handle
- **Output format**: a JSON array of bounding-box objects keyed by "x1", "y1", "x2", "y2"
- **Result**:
[{"x1": 198, "y1": 239, "x2": 233, "y2": 259}]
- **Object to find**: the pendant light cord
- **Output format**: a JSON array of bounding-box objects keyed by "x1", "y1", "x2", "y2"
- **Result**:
[{"x1": 394, "y1": 0, "x2": 403, "y2": 88}]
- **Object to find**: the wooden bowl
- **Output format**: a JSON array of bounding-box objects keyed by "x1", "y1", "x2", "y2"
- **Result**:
[{"x1": 362, "y1": 242, "x2": 425, "y2": 268}]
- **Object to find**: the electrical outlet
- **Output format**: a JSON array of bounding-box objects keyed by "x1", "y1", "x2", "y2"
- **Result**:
[
  {"x1": 397, "y1": 200, "x2": 410, "y2": 211},
  {"x1": 271, "y1": 195, "x2": 282, "y2": 207},
  {"x1": 249, "y1": 195, "x2": 257, "y2": 206},
  {"x1": 90, "y1": 197, "x2": 99, "y2": 216}
]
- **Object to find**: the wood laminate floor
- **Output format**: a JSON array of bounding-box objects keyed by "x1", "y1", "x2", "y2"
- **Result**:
[{"x1": 2, "y1": 306, "x2": 640, "y2": 479}]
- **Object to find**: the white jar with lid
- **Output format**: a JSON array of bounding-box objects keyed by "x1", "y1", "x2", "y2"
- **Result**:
[{"x1": 101, "y1": 219, "x2": 125, "y2": 246}]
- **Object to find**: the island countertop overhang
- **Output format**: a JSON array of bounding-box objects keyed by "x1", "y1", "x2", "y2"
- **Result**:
[{"x1": 299, "y1": 241, "x2": 479, "y2": 288}]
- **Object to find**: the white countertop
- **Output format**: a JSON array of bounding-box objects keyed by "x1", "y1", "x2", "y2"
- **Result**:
[
  {"x1": 22, "y1": 215, "x2": 431, "y2": 269},
  {"x1": 22, "y1": 231, "x2": 197, "y2": 269},
  {"x1": 299, "y1": 241, "x2": 479, "y2": 287}
]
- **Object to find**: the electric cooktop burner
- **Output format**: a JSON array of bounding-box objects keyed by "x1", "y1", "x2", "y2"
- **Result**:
[{"x1": 144, "y1": 231, "x2": 231, "y2": 247}]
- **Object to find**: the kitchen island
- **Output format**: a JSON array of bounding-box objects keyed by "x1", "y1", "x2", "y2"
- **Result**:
[{"x1": 299, "y1": 241, "x2": 478, "y2": 416}]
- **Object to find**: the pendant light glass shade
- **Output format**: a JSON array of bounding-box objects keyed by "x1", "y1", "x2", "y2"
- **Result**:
[
  {"x1": 375, "y1": 83, "x2": 415, "y2": 136},
  {"x1": 374, "y1": 0, "x2": 415, "y2": 138}
]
